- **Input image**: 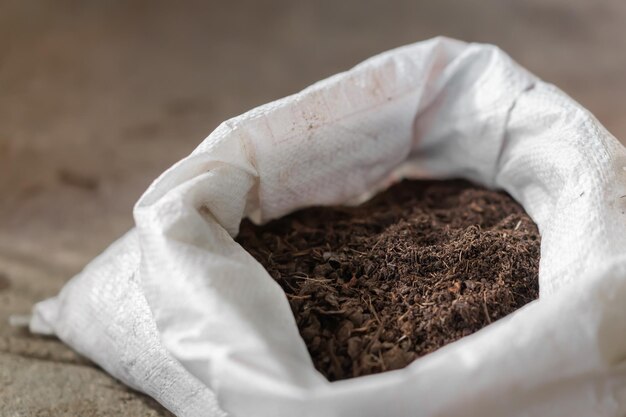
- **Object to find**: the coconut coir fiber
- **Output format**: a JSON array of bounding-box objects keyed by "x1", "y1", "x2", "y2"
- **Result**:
[{"x1": 237, "y1": 180, "x2": 540, "y2": 381}]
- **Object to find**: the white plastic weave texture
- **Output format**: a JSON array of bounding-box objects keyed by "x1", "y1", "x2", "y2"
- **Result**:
[{"x1": 31, "y1": 37, "x2": 626, "y2": 417}]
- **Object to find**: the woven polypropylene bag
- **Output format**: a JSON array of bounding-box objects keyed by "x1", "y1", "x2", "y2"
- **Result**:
[{"x1": 30, "y1": 37, "x2": 626, "y2": 417}]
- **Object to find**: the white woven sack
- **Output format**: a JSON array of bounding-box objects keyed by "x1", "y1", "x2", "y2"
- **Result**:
[{"x1": 29, "y1": 37, "x2": 626, "y2": 417}]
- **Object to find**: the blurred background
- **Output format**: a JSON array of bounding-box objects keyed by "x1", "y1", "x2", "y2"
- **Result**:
[{"x1": 1, "y1": 0, "x2": 625, "y2": 414}]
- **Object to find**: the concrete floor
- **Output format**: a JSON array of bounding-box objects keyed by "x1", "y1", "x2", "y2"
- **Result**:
[{"x1": 2, "y1": 0, "x2": 626, "y2": 415}]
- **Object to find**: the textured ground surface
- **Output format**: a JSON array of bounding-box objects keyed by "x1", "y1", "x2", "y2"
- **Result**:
[{"x1": 2, "y1": 0, "x2": 626, "y2": 415}]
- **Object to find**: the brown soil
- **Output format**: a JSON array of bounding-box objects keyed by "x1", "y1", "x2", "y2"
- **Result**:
[{"x1": 237, "y1": 180, "x2": 540, "y2": 381}]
